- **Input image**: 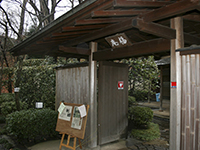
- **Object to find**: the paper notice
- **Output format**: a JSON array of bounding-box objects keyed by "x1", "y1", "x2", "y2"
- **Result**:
[
  {"x1": 58, "y1": 102, "x2": 65, "y2": 114},
  {"x1": 59, "y1": 105, "x2": 73, "y2": 121},
  {"x1": 71, "y1": 106, "x2": 82, "y2": 130},
  {"x1": 78, "y1": 105, "x2": 87, "y2": 118}
]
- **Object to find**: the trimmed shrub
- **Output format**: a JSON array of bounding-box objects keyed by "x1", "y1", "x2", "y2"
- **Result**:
[
  {"x1": 22, "y1": 59, "x2": 45, "y2": 66},
  {"x1": 6, "y1": 108, "x2": 58, "y2": 143},
  {"x1": 131, "y1": 122, "x2": 160, "y2": 141},
  {"x1": 0, "y1": 93, "x2": 28, "y2": 116},
  {"x1": 1, "y1": 101, "x2": 28, "y2": 116},
  {"x1": 131, "y1": 89, "x2": 148, "y2": 102},
  {"x1": 0, "y1": 93, "x2": 15, "y2": 105},
  {"x1": 0, "y1": 138, "x2": 14, "y2": 149},
  {"x1": 0, "y1": 115, "x2": 6, "y2": 123},
  {"x1": 128, "y1": 106, "x2": 153, "y2": 127},
  {"x1": 1, "y1": 67, "x2": 14, "y2": 93},
  {"x1": 128, "y1": 96, "x2": 137, "y2": 107}
]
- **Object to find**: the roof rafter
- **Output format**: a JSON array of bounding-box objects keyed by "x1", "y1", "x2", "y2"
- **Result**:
[
  {"x1": 75, "y1": 18, "x2": 128, "y2": 25},
  {"x1": 113, "y1": 0, "x2": 171, "y2": 8},
  {"x1": 52, "y1": 30, "x2": 91, "y2": 37},
  {"x1": 92, "y1": 10, "x2": 150, "y2": 17},
  {"x1": 93, "y1": 38, "x2": 170, "y2": 61},
  {"x1": 140, "y1": 0, "x2": 200, "y2": 22},
  {"x1": 59, "y1": 45, "x2": 91, "y2": 55},
  {"x1": 133, "y1": 18, "x2": 200, "y2": 44},
  {"x1": 132, "y1": 18, "x2": 176, "y2": 39},
  {"x1": 62, "y1": 24, "x2": 107, "y2": 32},
  {"x1": 183, "y1": 14, "x2": 200, "y2": 22},
  {"x1": 184, "y1": 32, "x2": 200, "y2": 44},
  {"x1": 65, "y1": 18, "x2": 135, "y2": 46}
]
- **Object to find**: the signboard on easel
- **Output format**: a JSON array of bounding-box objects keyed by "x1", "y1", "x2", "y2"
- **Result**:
[{"x1": 56, "y1": 102, "x2": 89, "y2": 139}]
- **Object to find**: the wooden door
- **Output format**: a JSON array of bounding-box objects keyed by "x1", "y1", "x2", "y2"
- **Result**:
[{"x1": 98, "y1": 61, "x2": 128, "y2": 145}]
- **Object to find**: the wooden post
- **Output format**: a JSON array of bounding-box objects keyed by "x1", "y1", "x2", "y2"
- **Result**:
[
  {"x1": 170, "y1": 17, "x2": 184, "y2": 150},
  {"x1": 159, "y1": 66, "x2": 163, "y2": 111},
  {"x1": 89, "y1": 42, "x2": 98, "y2": 148}
]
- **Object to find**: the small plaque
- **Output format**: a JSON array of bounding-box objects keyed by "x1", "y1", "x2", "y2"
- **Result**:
[{"x1": 105, "y1": 33, "x2": 132, "y2": 48}]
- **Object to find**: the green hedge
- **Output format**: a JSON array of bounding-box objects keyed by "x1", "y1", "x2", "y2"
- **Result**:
[
  {"x1": 131, "y1": 122, "x2": 160, "y2": 141},
  {"x1": 131, "y1": 89, "x2": 148, "y2": 101},
  {"x1": 6, "y1": 109, "x2": 58, "y2": 143},
  {"x1": 128, "y1": 106, "x2": 153, "y2": 127},
  {"x1": 19, "y1": 65, "x2": 56, "y2": 109},
  {"x1": 22, "y1": 59, "x2": 45, "y2": 66},
  {"x1": 1, "y1": 101, "x2": 28, "y2": 116},
  {"x1": 1, "y1": 67, "x2": 14, "y2": 93},
  {"x1": 0, "y1": 93, "x2": 15, "y2": 105},
  {"x1": 128, "y1": 96, "x2": 137, "y2": 107},
  {"x1": 0, "y1": 93, "x2": 28, "y2": 116}
]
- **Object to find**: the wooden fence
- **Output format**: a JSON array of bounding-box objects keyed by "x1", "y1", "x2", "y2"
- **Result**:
[{"x1": 181, "y1": 53, "x2": 200, "y2": 150}]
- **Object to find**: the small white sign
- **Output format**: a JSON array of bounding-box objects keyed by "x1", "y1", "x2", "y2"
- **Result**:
[
  {"x1": 35, "y1": 102, "x2": 43, "y2": 108},
  {"x1": 78, "y1": 105, "x2": 87, "y2": 118},
  {"x1": 14, "y1": 87, "x2": 20, "y2": 92}
]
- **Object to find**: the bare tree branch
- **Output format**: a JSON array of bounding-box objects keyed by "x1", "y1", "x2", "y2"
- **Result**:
[{"x1": 0, "y1": 5, "x2": 22, "y2": 41}]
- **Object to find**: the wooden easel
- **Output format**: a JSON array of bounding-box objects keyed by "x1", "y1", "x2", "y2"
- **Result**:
[
  {"x1": 59, "y1": 133, "x2": 82, "y2": 150},
  {"x1": 56, "y1": 103, "x2": 89, "y2": 150}
]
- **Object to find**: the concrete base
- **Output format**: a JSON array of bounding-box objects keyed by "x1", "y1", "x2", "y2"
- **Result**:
[{"x1": 29, "y1": 139, "x2": 127, "y2": 150}]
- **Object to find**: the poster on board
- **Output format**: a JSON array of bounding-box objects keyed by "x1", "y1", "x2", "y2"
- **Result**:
[
  {"x1": 71, "y1": 106, "x2": 83, "y2": 130},
  {"x1": 58, "y1": 105, "x2": 73, "y2": 121}
]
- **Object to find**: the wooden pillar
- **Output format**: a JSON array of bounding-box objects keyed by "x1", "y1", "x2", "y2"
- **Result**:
[
  {"x1": 170, "y1": 17, "x2": 184, "y2": 150},
  {"x1": 88, "y1": 42, "x2": 98, "y2": 148},
  {"x1": 159, "y1": 66, "x2": 163, "y2": 111}
]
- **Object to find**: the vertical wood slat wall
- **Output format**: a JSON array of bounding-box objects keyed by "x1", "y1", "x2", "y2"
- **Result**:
[
  {"x1": 181, "y1": 54, "x2": 200, "y2": 150},
  {"x1": 55, "y1": 64, "x2": 91, "y2": 142},
  {"x1": 98, "y1": 61, "x2": 128, "y2": 145}
]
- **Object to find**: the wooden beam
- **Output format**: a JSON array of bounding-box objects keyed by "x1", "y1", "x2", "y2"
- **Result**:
[
  {"x1": 43, "y1": 35, "x2": 79, "y2": 41},
  {"x1": 141, "y1": 0, "x2": 199, "y2": 22},
  {"x1": 93, "y1": 38, "x2": 170, "y2": 61},
  {"x1": 65, "y1": 18, "x2": 135, "y2": 46},
  {"x1": 75, "y1": 18, "x2": 127, "y2": 25},
  {"x1": 133, "y1": 18, "x2": 200, "y2": 44},
  {"x1": 184, "y1": 32, "x2": 200, "y2": 45},
  {"x1": 114, "y1": 0, "x2": 170, "y2": 8},
  {"x1": 59, "y1": 45, "x2": 91, "y2": 55},
  {"x1": 177, "y1": 46, "x2": 200, "y2": 55},
  {"x1": 183, "y1": 14, "x2": 200, "y2": 23},
  {"x1": 132, "y1": 18, "x2": 176, "y2": 39},
  {"x1": 62, "y1": 25, "x2": 107, "y2": 32},
  {"x1": 92, "y1": 10, "x2": 149, "y2": 17},
  {"x1": 52, "y1": 30, "x2": 91, "y2": 37}
]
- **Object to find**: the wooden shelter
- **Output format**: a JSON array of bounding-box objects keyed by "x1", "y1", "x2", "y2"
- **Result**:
[{"x1": 10, "y1": 0, "x2": 200, "y2": 149}]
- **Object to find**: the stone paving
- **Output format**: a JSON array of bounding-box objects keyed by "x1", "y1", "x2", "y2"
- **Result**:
[{"x1": 126, "y1": 138, "x2": 169, "y2": 150}]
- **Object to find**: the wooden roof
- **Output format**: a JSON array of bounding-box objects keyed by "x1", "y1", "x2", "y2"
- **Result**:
[{"x1": 10, "y1": 0, "x2": 200, "y2": 60}]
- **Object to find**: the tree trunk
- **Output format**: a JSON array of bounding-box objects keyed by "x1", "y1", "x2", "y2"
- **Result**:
[
  {"x1": 40, "y1": 0, "x2": 50, "y2": 26},
  {"x1": 15, "y1": 56, "x2": 24, "y2": 111},
  {"x1": 148, "y1": 81, "x2": 151, "y2": 103},
  {"x1": 0, "y1": 45, "x2": 3, "y2": 95},
  {"x1": 14, "y1": 0, "x2": 28, "y2": 110},
  {"x1": 18, "y1": 0, "x2": 28, "y2": 39}
]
